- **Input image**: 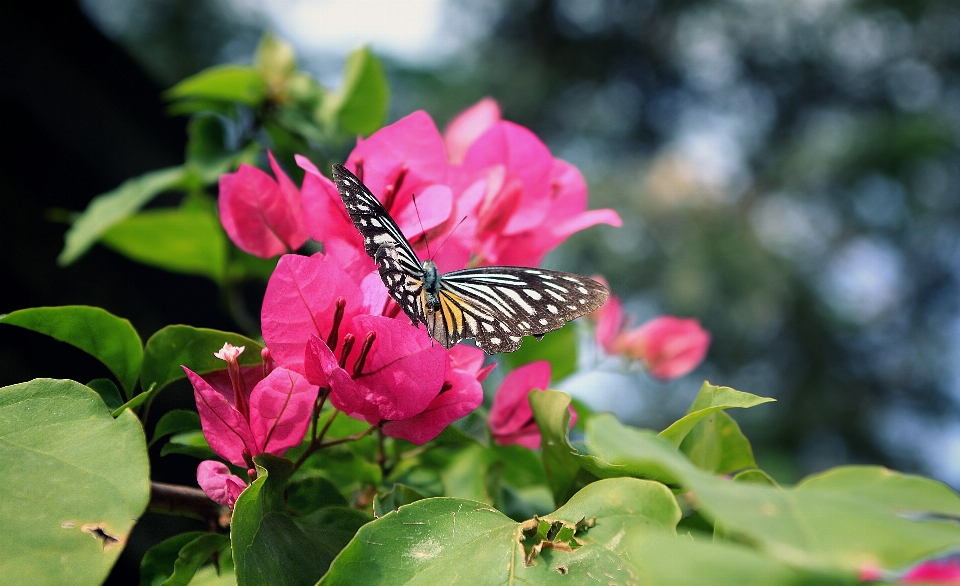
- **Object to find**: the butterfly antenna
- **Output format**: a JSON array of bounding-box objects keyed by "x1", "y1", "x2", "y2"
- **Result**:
[
  {"x1": 433, "y1": 215, "x2": 469, "y2": 259},
  {"x1": 411, "y1": 193, "x2": 433, "y2": 260}
]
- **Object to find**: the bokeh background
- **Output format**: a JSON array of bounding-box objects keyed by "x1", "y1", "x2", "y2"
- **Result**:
[{"x1": 3, "y1": 0, "x2": 959, "y2": 502}]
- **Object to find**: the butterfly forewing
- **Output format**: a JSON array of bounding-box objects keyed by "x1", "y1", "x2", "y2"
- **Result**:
[
  {"x1": 331, "y1": 163, "x2": 609, "y2": 354},
  {"x1": 332, "y1": 164, "x2": 425, "y2": 324}
]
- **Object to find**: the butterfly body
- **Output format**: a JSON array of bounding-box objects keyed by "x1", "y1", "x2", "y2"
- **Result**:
[{"x1": 332, "y1": 163, "x2": 608, "y2": 354}]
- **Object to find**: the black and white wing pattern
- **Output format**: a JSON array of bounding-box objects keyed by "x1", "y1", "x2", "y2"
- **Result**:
[
  {"x1": 331, "y1": 164, "x2": 426, "y2": 326},
  {"x1": 331, "y1": 163, "x2": 609, "y2": 354}
]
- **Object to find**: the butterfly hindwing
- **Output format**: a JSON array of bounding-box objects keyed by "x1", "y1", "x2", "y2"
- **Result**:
[
  {"x1": 438, "y1": 267, "x2": 609, "y2": 353},
  {"x1": 331, "y1": 163, "x2": 609, "y2": 354}
]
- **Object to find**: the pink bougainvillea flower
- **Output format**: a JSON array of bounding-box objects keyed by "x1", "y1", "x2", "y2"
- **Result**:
[
  {"x1": 183, "y1": 343, "x2": 319, "y2": 469},
  {"x1": 196, "y1": 460, "x2": 247, "y2": 509},
  {"x1": 594, "y1": 292, "x2": 711, "y2": 381},
  {"x1": 619, "y1": 316, "x2": 711, "y2": 380},
  {"x1": 453, "y1": 120, "x2": 622, "y2": 267},
  {"x1": 902, "y1": 560, "x2": 960, "y2": 583},
  {"x1": 443, "y1": 97, "x2": 501, "y2": 164},
  {"x1": 488, "y1": 361, "x2": 576, "y2": 449},
  {"x1": 262, "y1": 253, "x2": 490, "y2": 445},
  {"x1": 219, "y1": 151, "x2": 308, "y2": 258}
]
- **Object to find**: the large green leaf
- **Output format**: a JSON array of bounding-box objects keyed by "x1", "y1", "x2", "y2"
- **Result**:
[
  {"x1": 166, "y1": 65, "x2": 267, "y2": 106},
  {"x1": 0, "y1": 306, "x2": 142, "y2": 397},
  {"x1": 578, "y1": 414, "x2": 960, "y2": 572},
  {"x1": 0, "y1": 379, "x2": 150, "y2": 585},
  {"x1": 99, "y1": 207, "x2": 228, "y2": 281},
  {"x1": 140, "y1": 326, "x2": 263, "y2": 394},
  {"x1": 59, "y1": 166, "x2": 188, "y2": 265},
  {"x1": 319, "y1": 477, "x2": 679, "y2": 585},
  {"x1": 624, "y1": 534, "x2": 854, "y2": 585},
  {"x1": 321, "y1": 47, "x2": 388, "y2": 137}
]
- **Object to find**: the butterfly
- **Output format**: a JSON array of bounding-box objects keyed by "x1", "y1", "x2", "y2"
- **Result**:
[{"x1": 331, "y1": 163, "x2": 609, "y2": 354}]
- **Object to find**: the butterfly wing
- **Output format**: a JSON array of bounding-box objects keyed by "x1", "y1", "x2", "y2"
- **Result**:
[
  {"x1": 434, "y1": 267, "x2": 609, "y2": 353},
  {"x1": 331, "y1": 164, "x2": 425, "y2": 325}
]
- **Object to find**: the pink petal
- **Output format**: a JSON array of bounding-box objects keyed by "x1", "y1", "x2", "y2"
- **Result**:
[
  {"x1": 459, "y1": 121, "x2": 553, "y2": 234},
  {"x1": 297, "y1": 155, "x2": 374, "y2": 280},
  {"x1": 382, "y1": 366, "x2": 483, "y2": 445},
  {"x1": 183, "y1": 367, "x2": 256, "y2": 467},
  {"x1": 261, "y1": 254, "x2": 365, "y2": 374},
  {"x1": 621, "y1": 316, "x2": 711, "y2": 380},
  {"x1": 903, "y1": 560, "x2": 960, "y2": 582},
  {"x1": 447, "y1": 345, "x2": 495, "y2": 382},
  {"x1": 345, "y1": 111, "x2": 449, "y2": 197},
  {"x1": 595, "y1": 294, "x2": 625, "y2": 354},
  {"x1": 248, "y1": 367, "x2": 319, "y2": 456},
  {"x1": 197, "y1": 460, "x2": 247, "y2": 509},
  {"x1": 444, "y1": 97, "x2": 501, "y2": 164},
  {"x1": 488, "y1": 361, "x2": 552, "y2": 437},
  {"x1": 304, "y1": 335, "x2": 367, "y2": 421},
  {"x1": 218, "y1": 158, "x2": 306, "y2": 258},
  {"x1": 346, "y1": 315, "x2": 447, "y2": 422}
]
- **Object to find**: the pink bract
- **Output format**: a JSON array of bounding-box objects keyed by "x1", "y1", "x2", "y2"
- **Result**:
[
  {"x1": 443, "y1": 97, "x2": 501, "y2": 164},
  {"x1": 488, "y1": 361, "x2": 576, "y2": 449},
  {"x1": 218, "y1": 151, "x2": 307, "y2": 258},
  {"x1": 621, "y1": 316, "x2": 711, "y2": 380},
  {"x1": 197, "y1": 460, "x2": 247, "y2": 509},
  {"x1": 184, "y1": 363, "x2": 318, "y2": 467}
]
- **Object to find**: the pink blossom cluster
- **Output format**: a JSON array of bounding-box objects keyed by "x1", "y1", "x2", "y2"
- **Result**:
[{"x1": 188, "y1": 99, "x2": 621, "y2": 506}]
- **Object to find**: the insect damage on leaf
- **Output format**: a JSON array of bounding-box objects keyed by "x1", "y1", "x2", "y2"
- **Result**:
[
  {"x1": 80, "y1": 523, "x2": 122, "y2": 550},
  {"x1": 518, "y1": 514, "x2": 596, "y2": 566}
]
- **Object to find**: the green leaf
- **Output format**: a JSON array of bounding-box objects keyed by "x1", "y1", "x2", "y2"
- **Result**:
[
  {"x1": 578, "y1": 414, "x2": 960, "y2": 571},
  {"x1": 86, "y1": 378, "x2": 124, "y2": 411},
  {"x1": 139, "y1": 531, "x2": 229, "y2": 586},
  {"x1": 500, "y1": 324, "x2": 578, "y2": 382},
  {"x1": 580, "y1": 413, "x2": 692, "y2": 486},
  {"x1": 320, "y1": 478, "x2": 678, "y2": 585},
  {"x1": 624, "y1": 534, "x2": 853, "y2": 586},
  {"x1": 166, "y1": 65, "x2": 267, "y2": 106},
  {"x1": 184, "y1": 114, "x2": 238, "y2": 184},
  {"x1": 0, "y1": 306, "x2": 142, "y2": 397},
  {"x1": 530, "y1": 390, "x2": 598, "y2": 505},
  {"x1": 322, "y1": 46, "x2": 388, "y2": 137},
  {"x1": 59, "y1": 166, "x2": 188, "y2": 265},
  {"x1": 140, "y1": 326, "x2": 263, "y2": 395},
  {"x1": 0, "y1": 379, "x2": 150, "y2": 585},
  {"x1": 113, "y1": 382, "x2": 159, "y2": 418},
  {"x1": 160, "y1": 430, "x2": 216, "y2": 461},
  {"x1": 659, "y1": 381, "x2": 774, "y2": 447},
  {"x1": 374, "y1": 484, "x2": 427, "y2": 518},
  {"x1": 286, "y1": 471, "x2": 349, "y2": 515},
  {"x1": 679, "y1": 411, "x2": 758, "y2": 474},
  {"x1": 151, "y1": 410, "x2": 202, "y2": 446},
  {"x1": 232, "y1": 454, "x2": 369, "y2": 586},
  {"x1": 99, "y1": 207, "x2": 228, "y2": 281}
]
